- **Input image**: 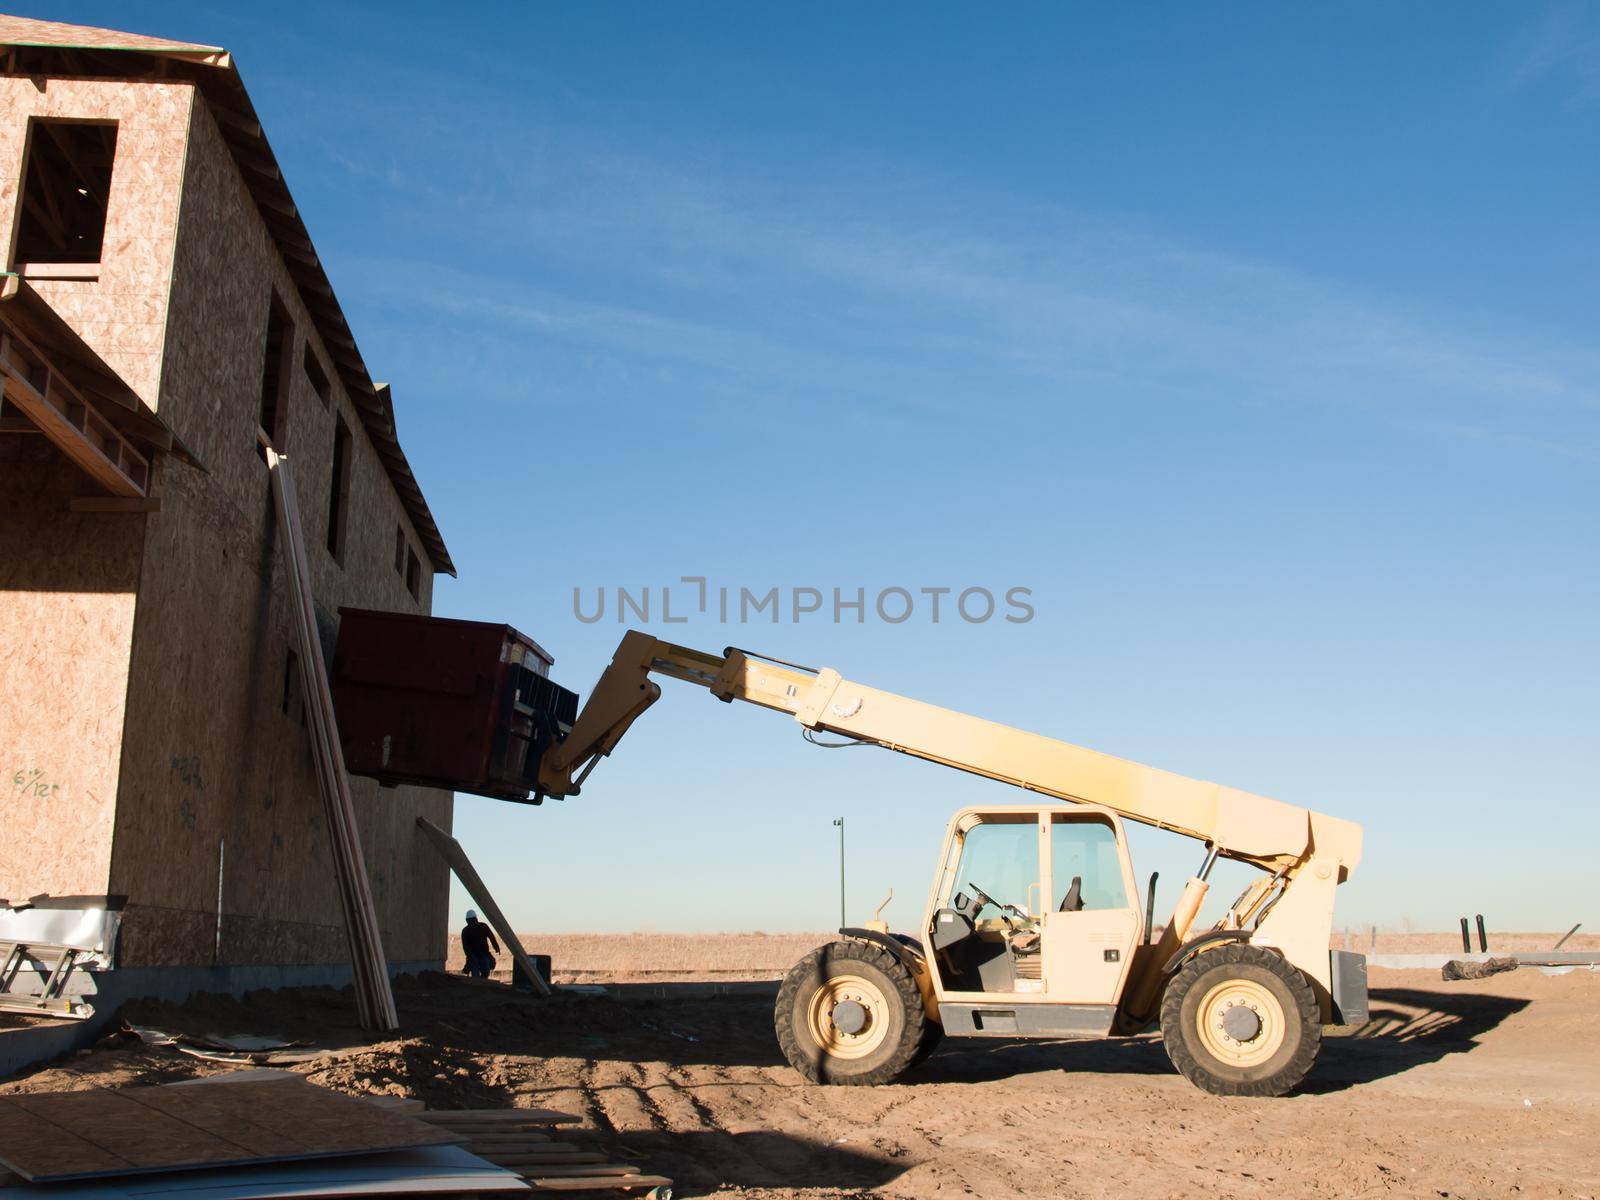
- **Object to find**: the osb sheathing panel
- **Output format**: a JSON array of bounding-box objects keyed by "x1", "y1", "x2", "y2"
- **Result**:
[
  {"x1": 0, "y1": 439, "x2": 143, "y2": 900},
  {"x1": 109, "y1": 101, "x2": 448, "y2": 969},
  {"x1": 0, "y1": 76, "x2": 194, "y2": 404},
  {"x1": 0, "y1": 77, "x2": 184, "y2": 902}
]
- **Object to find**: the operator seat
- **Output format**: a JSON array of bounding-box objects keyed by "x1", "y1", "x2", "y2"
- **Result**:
[{"x1": 1059, "y1": 875, "x2": 1084, "y2": 912}]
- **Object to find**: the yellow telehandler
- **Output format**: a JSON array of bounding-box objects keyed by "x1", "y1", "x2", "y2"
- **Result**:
[{"x1": 535, "y1": 632, "x2": 1366, "y2": 1097}]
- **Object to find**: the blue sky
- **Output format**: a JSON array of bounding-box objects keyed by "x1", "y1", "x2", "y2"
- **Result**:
[{"x1": 54, "y1": 3, "x2": 1600, "y2": 934}]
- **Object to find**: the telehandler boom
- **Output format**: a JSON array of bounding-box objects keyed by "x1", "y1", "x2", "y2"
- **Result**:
[{"x1": 536, "y1": 631, "x2": 1366, "y2": 1096}]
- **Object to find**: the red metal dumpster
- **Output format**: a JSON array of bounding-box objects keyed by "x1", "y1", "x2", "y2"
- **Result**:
[{"x1": 329, "y1": 608, "x2": 577, "y2": 804}]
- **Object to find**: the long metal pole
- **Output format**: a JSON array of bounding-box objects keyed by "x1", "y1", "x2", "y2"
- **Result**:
[{"x1": 838, "y1": 819, "x2": 851, "y2": 928}]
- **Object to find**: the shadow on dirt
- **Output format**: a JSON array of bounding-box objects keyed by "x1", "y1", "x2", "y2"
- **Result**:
[
  {"x1": 427, "y1": 979, "x2": 1528, "y2": 1097},
  {"x1": 893, "y1": 984, "x2": 1532, "y2": 1092},
  {"x1": 29, "y1": 975, "x2": 1526, "y2": 1103},
  {"x1": 394, "y1": 976, "x2": 1531, "y2": 1091},
  {"x1": 914, "y1": 1032, "x2": 1173, "y2": 1083},
  {"x1": 1304, "y1": 985, "x2": 1530, "y2": 1093},
  {"x1": 593, "y1": 1128, "x2": 908, "y2": 1197}
]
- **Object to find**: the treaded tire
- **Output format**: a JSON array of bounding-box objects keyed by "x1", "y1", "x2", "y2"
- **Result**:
[
  {"x1": 1160, "y1": 942, "x2": 1321, "y2": 1097},
  {"x1": 775, "y1": 939, "x2": 926, "y2": 1085}
]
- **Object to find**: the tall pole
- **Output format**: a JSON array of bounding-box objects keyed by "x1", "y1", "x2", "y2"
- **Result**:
[{"x1": 833, "y1": 817, "x2": 845, "y2": 928}]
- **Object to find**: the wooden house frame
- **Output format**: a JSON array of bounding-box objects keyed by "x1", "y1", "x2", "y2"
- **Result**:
[{"x1": 0, "y1": 15, "x2": 455, "y2": 985}]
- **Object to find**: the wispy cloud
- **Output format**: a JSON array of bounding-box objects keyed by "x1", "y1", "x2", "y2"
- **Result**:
[
  {"x1": 1501, "y1": 3, "x2": 1600, "y2": 104},
  {"x1": 302, "y1": 81, "x2": 1600, "y2": 465},
  {"x1": 1410, "y1": 419, "x2": 1600, "y2": 465}
]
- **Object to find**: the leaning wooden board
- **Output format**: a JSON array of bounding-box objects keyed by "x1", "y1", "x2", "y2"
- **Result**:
[{"x1": 0, "y1": 1080, "x2": 461, "y2": 1182}]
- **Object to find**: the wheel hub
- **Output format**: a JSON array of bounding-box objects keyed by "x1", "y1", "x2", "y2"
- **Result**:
[
  {"x1": 1221, "y1": 1003, "x2": 1262, "y2": 1042},
  {"x1": 804, "y1": 972, "x2": 891, "y2": 1060},
  {"x1": 1195, "y1": 977, "x2": 1285, "y2": 1068},
  {"x1": 831, "y1": 999, "x2": 868, "y2": 1034}
]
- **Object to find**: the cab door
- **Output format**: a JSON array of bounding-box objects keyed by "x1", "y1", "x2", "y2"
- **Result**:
[
  {"x1": 1040, "y1": 811, "x2": 1140, "y2": 1004},
  {"x1": 927, "y1": 811, "x2": 1043, "y2": 996}
]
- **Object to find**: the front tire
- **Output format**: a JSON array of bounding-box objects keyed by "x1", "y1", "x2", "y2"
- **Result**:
[
  {"x1": 1160, "y1": 942, "x2": 1321, "y2": 1097},
  {"x1": 775, "y1": 940, "x2": 925, "y2": 1085}
]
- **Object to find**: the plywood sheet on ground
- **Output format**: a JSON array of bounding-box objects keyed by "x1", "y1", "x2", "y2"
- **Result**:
[{"x1": 0, "y1": 1080, "x2": 460, "y2": 1182}]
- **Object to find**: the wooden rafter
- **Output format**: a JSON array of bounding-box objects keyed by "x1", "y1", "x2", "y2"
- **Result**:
[
  {"x1": 276, "y1": 242, "x2": 320, "y2": 270},
  {"x1": 248, "y1": 186, "x2": 296, "y2": 221},
  {"x1": 320, "y1": 327, "x2": 358, "y2": 353},
  {"x1": 20, "y1": 186, "x2": 66, "y2": 252},
  {"x1": 17, "y1": 121, "x2": 115, "y2": 262},
  {"x1": 258, "y1": 211, "x2": 316, "y2": 256},
  {"x1": 0, "y1": 331, "x2": 150, "y2": 497},
  {"x1": 208, "y1": 103, "x2": 261, "y2": 139},
  {"x1": 324, "y1": 343, "x2": 369, "y2": 375},
  {"x1": 39, "y1": 121, "x2": 111, "y2": 207},
  {"x1": 232, "y1": 147, "x2": 280, "y2": 182}
]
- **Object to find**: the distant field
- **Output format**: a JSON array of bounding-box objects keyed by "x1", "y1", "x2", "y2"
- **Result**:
[
  {"x1": 443, "y1": 929, "x2": 1596, "y2": 982},
  {"x1": 1338, "y1": 929, "x2": 1597, "y2": 955},
  {"x1": 445, "y1": 931, "x2": 834, "y2": 982}
]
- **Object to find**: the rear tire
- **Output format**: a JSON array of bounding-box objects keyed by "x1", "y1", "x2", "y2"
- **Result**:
[
  {"x1": 775, "y1": 940, "x2": 925, "y2": 1085},
  {"x1": 1160, "y1": 942, "x2": 1320, "y2": 1097}
]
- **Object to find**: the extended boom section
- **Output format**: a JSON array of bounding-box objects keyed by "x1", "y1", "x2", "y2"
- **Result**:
[{"x1": 541, "y1": 631, "x2": 1359, "y2": 869}]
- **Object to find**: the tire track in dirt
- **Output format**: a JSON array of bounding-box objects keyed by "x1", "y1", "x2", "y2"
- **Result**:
[
  {"x1": 571, "y1": 1060, "x2": 619, "y2": 1136},
  {"x1": 667, "y1": 1061, "x2": 829, "y2": 1189},
  {"x1": 681, "y1": 1058, "x2": 933, "y2": 1194},
  {"x1": 586, "y1": 1058, "x2": 836, "y2": 1194},
  {"x1": 658, "y1": 1063, "x2": 721, "y2": 1128},
  {"x1": 581, "y1": 1058, "x2": 668, "y2": 1133}
]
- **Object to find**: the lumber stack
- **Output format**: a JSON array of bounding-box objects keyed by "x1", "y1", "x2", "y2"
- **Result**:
[
  {"x1": 0, "y1": 1077, "x2": 674, "y2": 1198},
  {"x1": 415, "y1": 1108, "x2": 673, "y2": 1197},
  {"x1": 267, "y1": 450, "x2": 398, "y2": 1031},
  {"x1": 0, "y1": 1077, "x2": 529, "y2": 1195}
]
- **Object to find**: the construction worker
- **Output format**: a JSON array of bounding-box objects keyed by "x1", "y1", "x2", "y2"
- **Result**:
[{"x1": 460, "y1": 910, "x2": 499, "y2": 979}]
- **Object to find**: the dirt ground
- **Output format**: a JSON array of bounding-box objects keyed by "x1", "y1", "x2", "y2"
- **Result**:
[{"x1": 3, "y1": 964, "x2": 1595, "y2": 1199}]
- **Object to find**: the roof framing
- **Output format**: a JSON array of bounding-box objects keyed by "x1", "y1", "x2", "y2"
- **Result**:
[
  {"x1": 0, "y1": 18, "x2": 456, "y2": 575},
  {"x1": 1, "y1": 280, "x2": 156, "y2": 500}
]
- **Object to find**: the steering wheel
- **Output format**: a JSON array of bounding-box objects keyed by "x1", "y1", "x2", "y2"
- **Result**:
[
  {"x1": 966, "y1": 882, "x2": 1033, "y2": 928},
  {"x1": 966, "y1": 883, "x2": 998, "y2": 915}
]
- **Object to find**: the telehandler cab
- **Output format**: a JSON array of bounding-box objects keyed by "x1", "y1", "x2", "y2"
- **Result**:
[{"x1": 535, "y1": 632, "x2": 1367, "y2": 1097}]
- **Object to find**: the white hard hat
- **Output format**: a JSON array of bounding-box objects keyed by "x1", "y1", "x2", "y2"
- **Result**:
[{"x1": 465, "y1": 909, "x2": 478, "y2": 921}]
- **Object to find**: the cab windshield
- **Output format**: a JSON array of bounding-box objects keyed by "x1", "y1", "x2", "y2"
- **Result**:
[{"x1": 952, "y1": 820, "x2": 1039, "y2": 916}]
